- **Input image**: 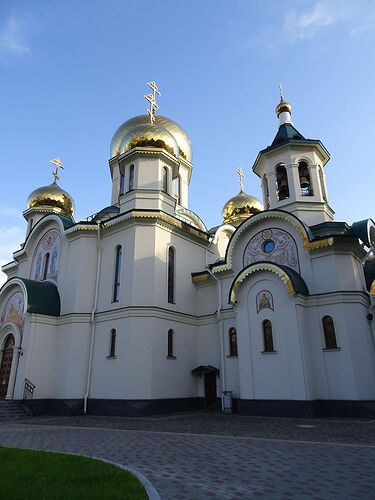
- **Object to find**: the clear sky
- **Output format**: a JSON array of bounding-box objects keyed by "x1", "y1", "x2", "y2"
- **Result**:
[{"x1": 1, "y1": 0, "x2": 375, "y2": 284}]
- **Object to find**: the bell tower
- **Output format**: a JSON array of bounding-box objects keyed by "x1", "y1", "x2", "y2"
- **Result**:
[{"x1": 253, "y1": 87, "x2": 333, "y2": 226}]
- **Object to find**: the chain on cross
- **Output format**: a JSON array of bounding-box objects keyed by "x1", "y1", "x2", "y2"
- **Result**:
[
  {"x1": 236, "y1": 167, "x2": 245, "y2": 192},
  {"x1": 50, "y1": 157, "x2": 64, "y2": 183},
  {"x1": 144, "y1": 81, "x2": 161, "y2": 124}
]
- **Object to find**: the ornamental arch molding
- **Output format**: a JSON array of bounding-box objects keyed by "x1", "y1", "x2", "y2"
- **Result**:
[
  {"x1": 228, "y1": 261, "x2": 309, "y2": 306},
  {"x1": 212, "y1": 210, "x2": 313, "y2": 275},
  {"x1": 13, "y1": 214, "x2": 69, "y2": 260}
]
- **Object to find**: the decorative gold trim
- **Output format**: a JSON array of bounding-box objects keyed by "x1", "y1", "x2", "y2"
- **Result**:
[
  {"x1": 192, "y1": 273, "x2": 210, "y2": 283},
  {"x1": 229, "y1": 262, "x2": 295, "y2": 305},
  {"x1": 371, "y1": 280, "x2": 375, "y2": 296}
]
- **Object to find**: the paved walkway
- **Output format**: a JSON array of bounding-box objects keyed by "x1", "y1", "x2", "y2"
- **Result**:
[{"x1": 1, "y1": 416, "x2": 375, "y2": 499}]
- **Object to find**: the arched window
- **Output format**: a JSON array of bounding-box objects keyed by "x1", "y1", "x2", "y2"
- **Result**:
[
  {"x1": 173, "y1": 176, "x2": 181, "y2": 204},
  {"x1": 119, "y1": 173, "x2": 125, "y2": 195},
  {"x1": 113, "y1": 246, "x2": 122, "y2": 302},
  {"x1": 322, "y1": 316, "x2": 338, "y2": 349},
  {"x1": 129, "y1": 165, "x2": 134, "y2": 191},
  {"x1": 42, "y1": 253, "x2": 50, "y2": 280},
  {"x1": 262, "y1": 320, "x2": 274, "y2": 352},
  {"x1": 263, "y1": 175, "x2": 270, "y2": 209},
  {"x1": 109, "y1": 329, "x2": 117, "y2": 357},
  {"x1": 163, "y1": 167, "x2": 168, "y2": 192},
  {"x1": 319, "y1": 166, "x2": 328, "y2": 202},
  {"x1": 276, "y1": 164, "x2": 289, "y2": 201},
  {"x1": 298, "y1": 160, "x2": 313, "y2": 196},
  {"x1": 168, "y1": 247, "x2": 175, "y2": 304},
  {"x1": 229, "y1": 327, "x2": 238, "y2": 356},
  {"x1": 167, "y1": 329, "x2": 174, "y2": 357}
]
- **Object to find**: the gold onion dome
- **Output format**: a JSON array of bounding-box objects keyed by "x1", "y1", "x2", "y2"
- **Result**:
[
  {"x1": 276, "y1": 98, "x2": 292, "y2": 117},
  {"x1": 222, "y1": 191, "x2": 263, "y2": 226},
  {"x1": 110, "y1": 114, "x2": 192, "y2": 162},
  {"x1": 27, "y1": 182, "x2": 75, "y2": 218}
]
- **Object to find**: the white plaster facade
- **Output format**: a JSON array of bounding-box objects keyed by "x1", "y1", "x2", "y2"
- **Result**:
[{"x1": 1, "y1": 103, "x2": 375, "y2": 418}]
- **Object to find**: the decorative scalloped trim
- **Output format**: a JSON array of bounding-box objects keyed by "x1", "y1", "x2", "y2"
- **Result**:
[
  {"x1": 229, "y1": 263, "x2": 294, "y2": 306},
  {"x1": 213, "y1": 211, "x2": 311, "y2": 274}
]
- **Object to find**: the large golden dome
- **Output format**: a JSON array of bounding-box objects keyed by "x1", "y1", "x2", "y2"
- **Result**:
[
  {"x1": 27, "y1": 182, "x2": 74, "y2": 218},
  {"x1": 110, "y1": 114, "x2": 192, "y2": 162},
  {"x1": 222, "y1": 191, "x2": 263, "y2": 226}
]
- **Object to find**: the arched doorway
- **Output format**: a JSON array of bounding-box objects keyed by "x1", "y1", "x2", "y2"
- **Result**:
[{"x1": 0, "y1": 335, "x2": 15, "y2": 399}]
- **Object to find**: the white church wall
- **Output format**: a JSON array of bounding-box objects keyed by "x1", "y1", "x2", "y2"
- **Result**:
[
  {"x1": 22, "y1": 316, "x2": 58, "y2": 399},
  {"x1": 96, "y1": 225, "x2": 136, "y2": 310},
  {"x1": 52, "y1": 321, "x2": 90, "y2": 399},
  {"x1": 311, "y1": 252, "x2": 363, "y2": 294},
  {"x1": 151, "y1": 320, "x2": 199, "y2": 398},
  {"x1": 236, "y1": 274, "x2": 308, "y2": 401},
  {"x1": 90, "y1": 316, "x2": 153, "y2": 399}
]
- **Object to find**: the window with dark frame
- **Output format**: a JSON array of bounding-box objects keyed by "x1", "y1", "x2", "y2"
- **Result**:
[
  {"x1": 173, "y1": 176, "x2": 181, "y2": 204},
  {"x1": 42, "y1": 253, "x2": 50, "y2": 280},
  {"x1": 119, "y1": 173, "x2": 125, "y2": 195},
  {"x1": 167, "y1": 329, "x2": 174, "y2": 357},
  {"x1": 322, "y1": 315, "x2": 338, "y2": 349},
  {"x1": 129, "y1": 165, "x2": 134, "y2": 191},
  {"x1": 168, "y1": 247, "x2": 175, "y2": 304},
  {"x1": 109, "y1": 329, "x2": 116, "y2": 357},
  {"x1": 163, "y1": 167, "x2": 168, "y2": 192},
  {"x1": 113, "y1": 246, "x2": 122, "y2": 302},
  {"x1": 229, "y1": 327, "x2": 238, "y2": 356},
  {"x1": 262, "y1": 319, "x2": 274, "y2": 352}
]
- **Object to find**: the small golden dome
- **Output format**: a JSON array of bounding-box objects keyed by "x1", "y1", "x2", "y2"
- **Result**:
[
  {"x1": 110, "y1": 114, "x2": 192, "y2": 161},
  {"x1": 276, "y1": 98, "x2": 292, "y2": 117},
  {"x1": 120, "y1": 124, "x2": 179, "y2": 157},
  {"x1": 222, "y1": 191, "x2": 263, "y2": 226},
  {"x1": 27, "y1": 182, "x2": 74, "y2": 217}
]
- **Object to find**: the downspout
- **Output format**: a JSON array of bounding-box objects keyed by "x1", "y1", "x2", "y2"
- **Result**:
[
  {"x1": 206, "y1": 266, "x2": 226, "y2": 411},
  {"x1": 84, "y1": 221, "x2": 102, "y2": 414},
  {"x1": 361, "y1": 246, "x2": 375, "y2": 350}
]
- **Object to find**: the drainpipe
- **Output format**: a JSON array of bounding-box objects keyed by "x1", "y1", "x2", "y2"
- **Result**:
[
  {"x1": 206, "y1": 266, "x2": 226, "y2": 411},
  {"x1": 361, "y1": 246, "x2": 375, "y2": 350},
  {"x1": 84, "y1": 221, "x2": 102, "y2": 414}
]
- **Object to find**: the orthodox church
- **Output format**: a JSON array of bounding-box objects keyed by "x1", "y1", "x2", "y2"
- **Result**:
[{"x1": 1, "y1": 82, "x2": 375, "y2": 418}]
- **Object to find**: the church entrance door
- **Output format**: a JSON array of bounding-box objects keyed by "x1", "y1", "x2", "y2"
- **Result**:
[
  {"x1": 0, "y1": 335, "x2": 15, "y2": 399},
  {"x1": 204, "y1": 373, "x2": 217, "y2": 408}
]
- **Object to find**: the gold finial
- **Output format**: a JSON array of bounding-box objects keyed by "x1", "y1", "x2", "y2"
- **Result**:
[
  {"x1": 276, "y1": 84, "x2": 292, "y2": 117},
  {"x1": 236, "y1": 167, "x2": 245, "y2": 192},
  {"x1": 50, "y1": 157, "x2": 64, "y2": 184},
  {"x1": 144, "y1": 81, "x2": 161, "y2": 124}
]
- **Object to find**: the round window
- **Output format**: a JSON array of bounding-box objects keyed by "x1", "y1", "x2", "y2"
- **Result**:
[{"x1": 263, "y1": 240, "x2": 275, "y2": 253}]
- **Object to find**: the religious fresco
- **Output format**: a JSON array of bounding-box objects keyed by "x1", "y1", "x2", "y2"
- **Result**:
[
  {"x1": 243, "y1": 228, "x2": 300, "y2": 273},
  {"x1": 256, "y1": 290, "x2": 274, "y2": 313},
  {"x1": 30, "y1": 229, "x2": 62, "y2": 283},
  {"x1": 0, "y1": 292, "x2": 25, "y2": 336}
]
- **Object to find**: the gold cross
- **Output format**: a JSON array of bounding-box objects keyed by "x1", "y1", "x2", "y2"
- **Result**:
[
  {"x1": 236, "y1": 167, "x2": 245, "y2": 192},
  {"x1": 144, "y1": 81, "x2": 161, "y2": 124},
  {"x1": 279, "y1": 83, "x2": 284, "y2": 101},
  {"x1": 50, "y1": 157, "x2": 64, "y2": 183}
]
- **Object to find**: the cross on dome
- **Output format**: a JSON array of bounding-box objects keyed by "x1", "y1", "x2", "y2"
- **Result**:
[
  {"x1": 144, "y1": 81, "x2": 161, "y2": 124},
  {"x1": 50, "y1": 157, "x2": 64, "y2": 184},
  {"x1": 236, "y1": 167, "x2": 245, "y2": 192}
]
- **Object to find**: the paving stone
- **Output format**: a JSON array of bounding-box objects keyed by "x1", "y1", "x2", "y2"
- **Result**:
[{"x1": 0, "y1": 414, "x2": 375, "y2": 499}]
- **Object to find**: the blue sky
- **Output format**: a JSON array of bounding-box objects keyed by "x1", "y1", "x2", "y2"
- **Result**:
[{"x1": 1, "y1": 0, "x2": 375, "y2": 284}]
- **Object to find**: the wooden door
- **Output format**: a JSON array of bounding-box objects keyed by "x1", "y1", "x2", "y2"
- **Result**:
[
  {"x1": 0, "y1": 335, "x2": 14, "y2": 399},
  {"x1": 204, "y1": 372, "x2": 217, "y2": 408}
]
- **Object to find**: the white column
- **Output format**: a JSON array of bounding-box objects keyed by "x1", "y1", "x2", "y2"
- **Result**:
[
  {"x1": 286, "y1": 163, "x2": 300, "y2": 202},
  {"x1": 267, "y1": 171, "x2": 278, "y2": 208}
]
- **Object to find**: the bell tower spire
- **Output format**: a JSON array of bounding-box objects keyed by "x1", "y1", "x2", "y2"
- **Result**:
[{"x1": 252, "y1": 88, "x2": 334, "y2": 225}]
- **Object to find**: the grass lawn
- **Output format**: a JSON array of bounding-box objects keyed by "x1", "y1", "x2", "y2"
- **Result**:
[{"x1": 0, "y1": 446, "x2": 148, "y2": 499}]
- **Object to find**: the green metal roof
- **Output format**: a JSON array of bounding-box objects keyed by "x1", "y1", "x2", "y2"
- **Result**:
[{"x1": 8, "y1": 278, "x2": 61, "y2": 316}]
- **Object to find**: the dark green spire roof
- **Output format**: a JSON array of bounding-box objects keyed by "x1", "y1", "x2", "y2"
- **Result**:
[{"x1": 271, "y1": 123, "x2": 305, "y2": 146}]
